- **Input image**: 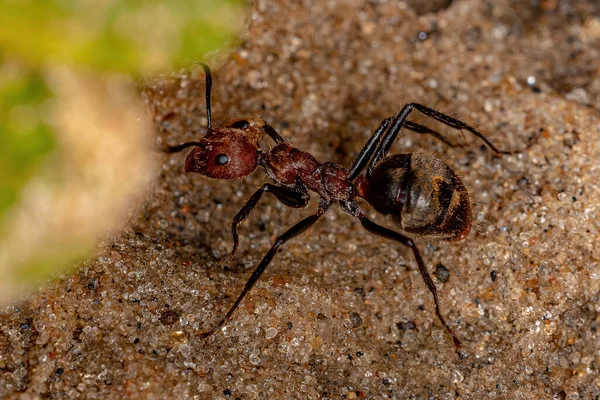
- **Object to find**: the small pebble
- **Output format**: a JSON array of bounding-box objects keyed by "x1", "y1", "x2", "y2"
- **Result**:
[
  {"x1": 397, "y1": 321, "x2": 416, "y2": 330},
  {"x1": 349, "y1": 312, "x2": 362, "y2": 328},
  {"x1": 310, "y1": 336, "x2": 323, "y2": 349},
  {"x1": 435, "y1": 264, "x2": 450, "y2": 283},
  {"x1": 265, "y1": 327, "x2": 278, "y2": 339},
  {"x1": 159, "y1": 310, "x2": 179, "y2": 326}
]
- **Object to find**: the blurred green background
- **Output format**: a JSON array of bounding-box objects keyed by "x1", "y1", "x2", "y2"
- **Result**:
[
  {"x1": 0, "y1": 0, "x2": 244, "y2": 305},
  {"x1": 0, "y1": 69, "x2": 54, "y2": 219},
  {"x1": 0, "y1": 0, "x2": 243, "y2": 222},
  {"x1": 0, "y1": 0, "x2": 242, "y2": 73}
]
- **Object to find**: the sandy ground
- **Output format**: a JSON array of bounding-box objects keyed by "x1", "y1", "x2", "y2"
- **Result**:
[{"x1": 2, "y1": 0, "x2": 600, "y2": 398}]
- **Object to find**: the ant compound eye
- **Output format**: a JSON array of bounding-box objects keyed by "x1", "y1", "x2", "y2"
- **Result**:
[
  {"x1": 230, "y1": 120, "x2": 250, "y2": 130},
  {"x1": 215, "y1": 154, "x2": 229, "y2": 166}
]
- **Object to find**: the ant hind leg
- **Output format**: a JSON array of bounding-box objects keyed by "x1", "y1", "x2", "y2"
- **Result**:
[
  {"x1": 340, "y1": 200, "x2": 461, "y2": 348},
  {"x1": 403, "y1": 120, "x2": 458, "y2": 148},
  {"x1": 361, "y1": 215, "x2": 461, "y2": 348},
  {"x1": 367, "y1": 102, "x2": 507, "y2": 177},
  {"x1": 409, "y1": 103, "x2": 505, "y2": 154}
]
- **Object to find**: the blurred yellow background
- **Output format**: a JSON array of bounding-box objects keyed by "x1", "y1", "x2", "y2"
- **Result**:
[{"x1": 0, "y1": 0, "x2": 244, "y2": 306}]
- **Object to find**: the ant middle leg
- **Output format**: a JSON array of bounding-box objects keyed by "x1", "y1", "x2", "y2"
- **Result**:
[
  {"x1": 222, "y1": 184, "x2": 310, "y2": 264},
  {"x1": 198, "y1": 200, "x2": 332, "y2": 339}
]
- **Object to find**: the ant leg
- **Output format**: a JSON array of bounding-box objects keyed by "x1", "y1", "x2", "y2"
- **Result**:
[
  {"x1": 409, "y1": 103, "x2": 503, "y2": 154},
  {"x1": 403, "y1": 121, "x2": 457, "y2": 148},
  {"x1": 348, "y1": 117, "x2": 457, "y2": 181},
  {"x1": 340, "y1": 200, "x2": 461, "y2": 348},
  {"x1": 365, "y1": 104, "x2": 416, "y2": 177},
  {"x1": 198, "y1": 200, "x2": 332, "y2": 339},
  {"x1": 368, "y1": 103, "x2": 503, "y2": 176},
  {"x1": 347, "y1": 117, "x2": 392, "y2": 181},
  {"x1": 222, "y1": 184, "x2": 309, "y2": 263},
  {"x1": 263, "y1": 123, "x2": 286, "y2": 144}
]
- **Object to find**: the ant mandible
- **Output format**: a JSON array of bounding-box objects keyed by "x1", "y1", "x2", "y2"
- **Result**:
[{"x1": 163, "y1": 64, "x2": 506, "y2": 348}]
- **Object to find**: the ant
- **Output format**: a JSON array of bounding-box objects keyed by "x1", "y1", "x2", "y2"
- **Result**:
[{"x1": 163, "y1": 64, "x2": 507, "y2": 348}]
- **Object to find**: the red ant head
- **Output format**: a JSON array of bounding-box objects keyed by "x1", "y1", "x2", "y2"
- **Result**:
[{"x1": 184, "y1": 118, "x2": 266, "y2": 180}]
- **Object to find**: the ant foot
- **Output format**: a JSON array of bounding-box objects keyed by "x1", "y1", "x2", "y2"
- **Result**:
[{"x1": 195, "y1": 329, "x2": 213, "y2": 339}]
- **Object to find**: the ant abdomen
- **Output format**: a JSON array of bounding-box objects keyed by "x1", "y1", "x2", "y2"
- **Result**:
[{"x1": 362, "y1": 152, "x2": 472, "y2": 241}]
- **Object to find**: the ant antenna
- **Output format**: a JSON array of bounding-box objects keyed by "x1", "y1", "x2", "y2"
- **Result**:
[
  {"x1": 193, "y1": 61, "x2": 213, "y2": 129},
  {"x1": 201, "y1": 63, "x2": 212, "y2": 129}
]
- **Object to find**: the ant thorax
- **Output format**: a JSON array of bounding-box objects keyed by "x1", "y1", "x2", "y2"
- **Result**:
[{"x1": 262, "y1": 144, "x2": 353, "y2": 201}]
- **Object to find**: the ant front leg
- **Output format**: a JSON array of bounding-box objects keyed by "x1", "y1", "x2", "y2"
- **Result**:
[
  {"x1": 199, "y1": 200, "x2": 332, "y2": 339},
  {"x1": 221, "y1": 183, "x2": 310, "y2": 264},
  {"x1": 340, "y1": 200, "x2": 461, "y2": 349}
]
